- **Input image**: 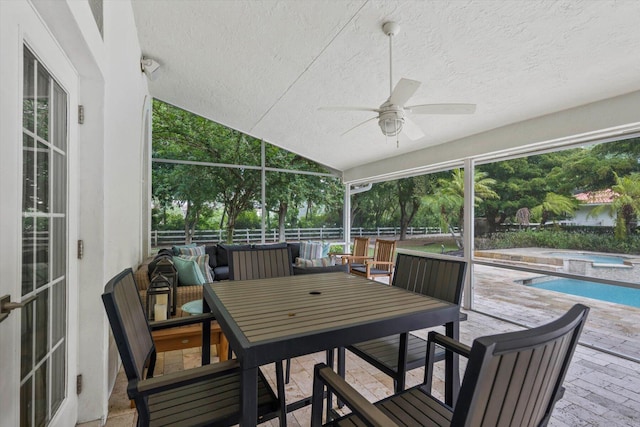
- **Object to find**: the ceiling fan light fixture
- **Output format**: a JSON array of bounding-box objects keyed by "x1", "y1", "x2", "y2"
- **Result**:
[{"x1": 378, "y1": 111, "x2": 404, "y2": 137}]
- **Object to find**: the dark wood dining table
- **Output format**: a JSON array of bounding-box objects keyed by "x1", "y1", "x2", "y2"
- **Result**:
[{"x1": 202, "y1": 272, "x2": 460, "y2": 427}]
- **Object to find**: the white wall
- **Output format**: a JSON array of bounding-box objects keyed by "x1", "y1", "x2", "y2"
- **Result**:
[
  {"x1": 571, "y1": 205, "x2": 616, "y2": 227},
  {"x1": 30, "y1": 0, "x2": 149, "y2": 424}
]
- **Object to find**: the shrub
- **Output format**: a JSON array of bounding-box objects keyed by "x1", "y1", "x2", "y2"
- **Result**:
[{"x1": 476, "y1": 229, "x2": 640, "y2": 254}]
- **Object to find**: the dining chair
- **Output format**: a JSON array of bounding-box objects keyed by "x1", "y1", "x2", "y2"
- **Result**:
[
  {"x1": 312, "y1": 304, "x2": 590, "y2": 427},
  {"x1": 349, "y1": 238, "x2": 396, "y2": 280},
  {"x1": 102, "y1": 268, "x2": 284, "y2": 427},
  {"x1": 228, "y1": 246, "x2": 295, "y2": 384},
  {"x1": 340, "y1": 253, "x2": 467, "y2": 393},
  {"x1": 336, "y1": 236, "x2": 370, "y2": 271}
]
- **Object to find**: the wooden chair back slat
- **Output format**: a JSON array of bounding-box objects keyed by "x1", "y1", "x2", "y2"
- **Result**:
[
  {"x1": 229, "y1": 247, "x2": 293, "y2": 281},
  {"x1": 351, "y1": 237, "x2": 370, "y2": 257},
  {"x1": 312, "y1": 304, "x2": 588, "y2": 427},
  {"x1": 372, "y1": 239, "x2": 396, "y2": 272},
  {"x1": 392, "y1": 253, "x2": 466, "y2": 304},
  {"x1": 453, "y1": 304, "x2": 589, "y2": 427},
  {"x1": 102, "y1": 268, "x2": 155, "y2": 382}
]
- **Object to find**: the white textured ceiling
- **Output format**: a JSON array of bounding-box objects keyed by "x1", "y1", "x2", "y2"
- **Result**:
[{"x1": 132, "y1": 0, "x2": 640, "y2": 175}]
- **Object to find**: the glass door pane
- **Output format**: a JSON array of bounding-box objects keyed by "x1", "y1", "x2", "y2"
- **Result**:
[{"x1": 21, "y1": 45, "x2": 68, "y2": 427}]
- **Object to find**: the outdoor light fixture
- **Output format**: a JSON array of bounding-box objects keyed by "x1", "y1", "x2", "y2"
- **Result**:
[
  {"x1": 140, "y1": 56, "x2": 161, "y2": 80},
  {"x1": 378, "y1": 110, "x2": 404, "y2": 137}
]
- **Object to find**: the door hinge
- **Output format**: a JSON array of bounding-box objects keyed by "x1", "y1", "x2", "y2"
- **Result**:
[
  {"x1": 78, "y1": 105, "x2": 84, "y2": 124},
  {"x1": 76, "y1": 374, "x2": 83, "y2": 395},
  {"x1": 77, "y1": 239, "x2": 84, "y2": 260}
]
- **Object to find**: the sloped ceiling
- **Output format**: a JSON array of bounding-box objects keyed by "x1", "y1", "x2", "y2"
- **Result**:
[{"x1": 132, "y1": 0, "x2": 640, "y2": 176}]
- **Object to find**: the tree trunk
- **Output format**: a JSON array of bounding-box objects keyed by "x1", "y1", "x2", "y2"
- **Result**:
[
  {"x1": 184, "y1": 202, "x2": 193, "y2": 244},
  {"x1": 278, "y1": 202, "x2": 288, "y2": 242}
]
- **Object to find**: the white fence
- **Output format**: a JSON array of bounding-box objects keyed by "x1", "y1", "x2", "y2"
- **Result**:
[{"x1": 151, "y1": 226, "x2": 444, "y2": 247}]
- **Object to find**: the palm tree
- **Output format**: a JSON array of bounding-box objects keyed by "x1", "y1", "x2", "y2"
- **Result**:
[
  {"x1": 531, "y1": 192, "x2": 577, "y2": 227},
  {"x1": 424, "y1": 169, "x2": 499, "y2": 245},
  {"x1": 589, "y1": 172, "x2": 640, "y2": 239}
]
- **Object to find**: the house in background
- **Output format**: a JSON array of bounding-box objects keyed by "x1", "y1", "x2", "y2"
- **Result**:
[{"x1": 571, "y1": 189, "x2": 617, "y2": 227}]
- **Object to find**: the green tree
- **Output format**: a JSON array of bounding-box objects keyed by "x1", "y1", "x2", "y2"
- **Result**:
[
  {"x1": 153, "y1": 100, "x2": 262, "y2": 242},
  {"x1": 530, "y1": 192, "x2": 577, "y2": 227},
  {"x1": 589, "y1": 172, "x2": 640, "y2": 239},
  {"x1": 425, "y1": 169, "x2": 499, "y2": 234},
  {"x1": 351, "y1": 181, "x2": 397, "y2": 228},
  {"x1": 477, "y1": 151, "x2": 573, "y2": 231}
]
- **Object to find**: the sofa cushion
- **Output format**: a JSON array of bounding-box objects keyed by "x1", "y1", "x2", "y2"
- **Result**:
[
  {"x1": 293, "y1": 264, "x2": 349, "y2": 275},
  {"x1": 288, "y1": 243, "x2": 301, "y2": 261},
  {"x1": 216, "y1": 243, "x2": 252, "y2": 267},
  {"x1": 172, "y1": 256, "x2": 206, "y2": 286},
  {"x1": 253, "y1": 242, "x2": 288, "y2": 250},
  {"x1": 178, "y1": 254, "x2": 214, "y2": 282},
  {"x1": 213, "y1": 266, "x2": 229, "y2": 281},
  {"x1": 295, "y1": 256, "x2": 335, "y2": 267},
  {"x1": 175, "y1": 245, "x2": 206, "y2": 256},
  {"x1": 204, "y1": 245, "x2": 218, "y2": 268},
  {"x1": 171, "y1": 243, "x2": 197, "y2": 255},
  {"x1": 299, "y1": 241, "x2": 324, "y2": 259}
]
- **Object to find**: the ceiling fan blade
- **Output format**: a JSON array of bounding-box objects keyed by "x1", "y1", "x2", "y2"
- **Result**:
[
  {"x1": 319, "y1": 106, "x2": 380, "y2": 113},
  {"x1": 407, "y1": 103, "x2": 476, "y2": 114},
  {"x1": 402, "y1": 116, "x2": 425, "y2": 141},
  {"x1": 388, "y1": 78, "x2": 421, "y2": 106},
  {"x1": 341, "y1": 116, "x2": 377, "y2": 137}
]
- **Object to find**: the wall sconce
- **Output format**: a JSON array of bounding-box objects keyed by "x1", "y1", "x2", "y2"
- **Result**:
[{"x1": 140, "y1": 56, "x2": 161, "y2": 81}]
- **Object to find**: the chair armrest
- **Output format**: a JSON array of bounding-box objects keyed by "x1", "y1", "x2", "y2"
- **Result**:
[
  {"x1": 365, "y1": 260, "x2": 394, "y2": 266},
  {"x1": 344, "y1": 255, "x2": 373, "y2": 262},
  {"x1": 311, "y1": 363, "x2": 396, "y2": 427},
  {"x1": 133, "y1": 359, "x2": 240, "y2": 397},
  {"x1": 149, "y1": 312, "x2": 215, "y2": 331},
  {"x1": 424, "y1": 331, "x2": 472, "y2": 393},
  {"x1": 427, "y1": 331, "x2": 471, "y2": 359}
]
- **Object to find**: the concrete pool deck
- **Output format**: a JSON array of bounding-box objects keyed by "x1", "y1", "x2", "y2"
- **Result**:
[{"x1": 472, "y1": 261, "x2": 640, "y2": 361}]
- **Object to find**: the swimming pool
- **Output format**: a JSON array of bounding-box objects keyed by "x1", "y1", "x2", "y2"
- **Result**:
[
  {"x1": 530, "y1": 278, "x2": 640, "y2": 308},
  {"x1": 547, "y1": 252, "x2": 626, "y2": 265}
]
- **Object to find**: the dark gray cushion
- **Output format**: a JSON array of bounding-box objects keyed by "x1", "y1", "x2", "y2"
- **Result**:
[
  {"x1": 293, "y1": 264, "x2": 348, "y2": 275},
  {"x1": 253, "y1": 242, "x2": 288, "y2": 250},
  {"x1": 287, "y1": 243, "x2": 301, "y2": 261},
  {"x1": 204, "y1": 245, "x2": 217, "y2": 268},
  {"x1": 213, "y1": 266, "x2": 229, "y2": 281},
  {"x1": 216, "y1": 244, "x2": 251, "y2": 267}
]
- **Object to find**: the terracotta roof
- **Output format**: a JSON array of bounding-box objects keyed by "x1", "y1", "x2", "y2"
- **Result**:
[{"x1": 573, "y1": 189, "x2": 618, "y2": 204}]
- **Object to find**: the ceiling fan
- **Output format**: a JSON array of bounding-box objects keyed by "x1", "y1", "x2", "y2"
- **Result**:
[{"x1": 320, "y1": 21, "x2": 476, "y2": 146}]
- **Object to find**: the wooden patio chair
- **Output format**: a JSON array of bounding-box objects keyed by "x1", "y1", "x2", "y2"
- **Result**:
[
  {"x1": 336, "y1": 236, "x2": 370, "y2": 271},
  {"x1": 228, "y1": 246, "x2": 295, "y2": 384},
  {"x1": 102, "y1": 268, "x2": 284, "y2": 427},
  {"x1": 339, "y1": 253, "x2": 468, "y2": 393},
  {"x1": 312, "y1": 304, "x2": 590, "y2": 427},
  {"x1": 349, "y1": 238, "x2": 396, "y2": 280}
]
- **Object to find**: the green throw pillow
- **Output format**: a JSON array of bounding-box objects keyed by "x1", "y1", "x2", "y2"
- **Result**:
[
  {"x1": 178, "y1": 254, "x2": 214, "y2": 283},
  {"x1": 172, "y1": 256, "x2": 206, "y2": 286},
  {"x1": 172, "y1": 243, "x2": 197, "y2": 255}
]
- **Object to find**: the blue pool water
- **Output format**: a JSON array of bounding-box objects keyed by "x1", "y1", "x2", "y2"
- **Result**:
[
  {"x1": 548, "y1": 252, "x2": 625, "y2": 265},
  {"x1": 531, "y1": 278, "x2": 640, "y2": 308}
]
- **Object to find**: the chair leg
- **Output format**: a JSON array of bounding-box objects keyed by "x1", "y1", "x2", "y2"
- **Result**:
[
  {"x1": 396, "y1": 333, "x2": 409, "y2": 392},
  {"x1": 325, "y1": 349, "x2": 335, "y2": 421},
  {"x1": 337, "y1": 347, "x2": 345, "y2": 409},
  {"x1": 285, "y1": 358, "x2": 291, "y2": 384},
  {"x1": 275, "y1": 361, "x2": 287, "y2": 427}
]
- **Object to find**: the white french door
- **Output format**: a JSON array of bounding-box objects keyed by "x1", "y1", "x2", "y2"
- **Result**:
[{"x1": 1, "y1": 3, "x2": 78, "y2": 426}]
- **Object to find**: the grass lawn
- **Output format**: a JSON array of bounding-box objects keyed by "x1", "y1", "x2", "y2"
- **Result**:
[{"x1": 395, "y1": 236, "x2": 460, "y2": 254}]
